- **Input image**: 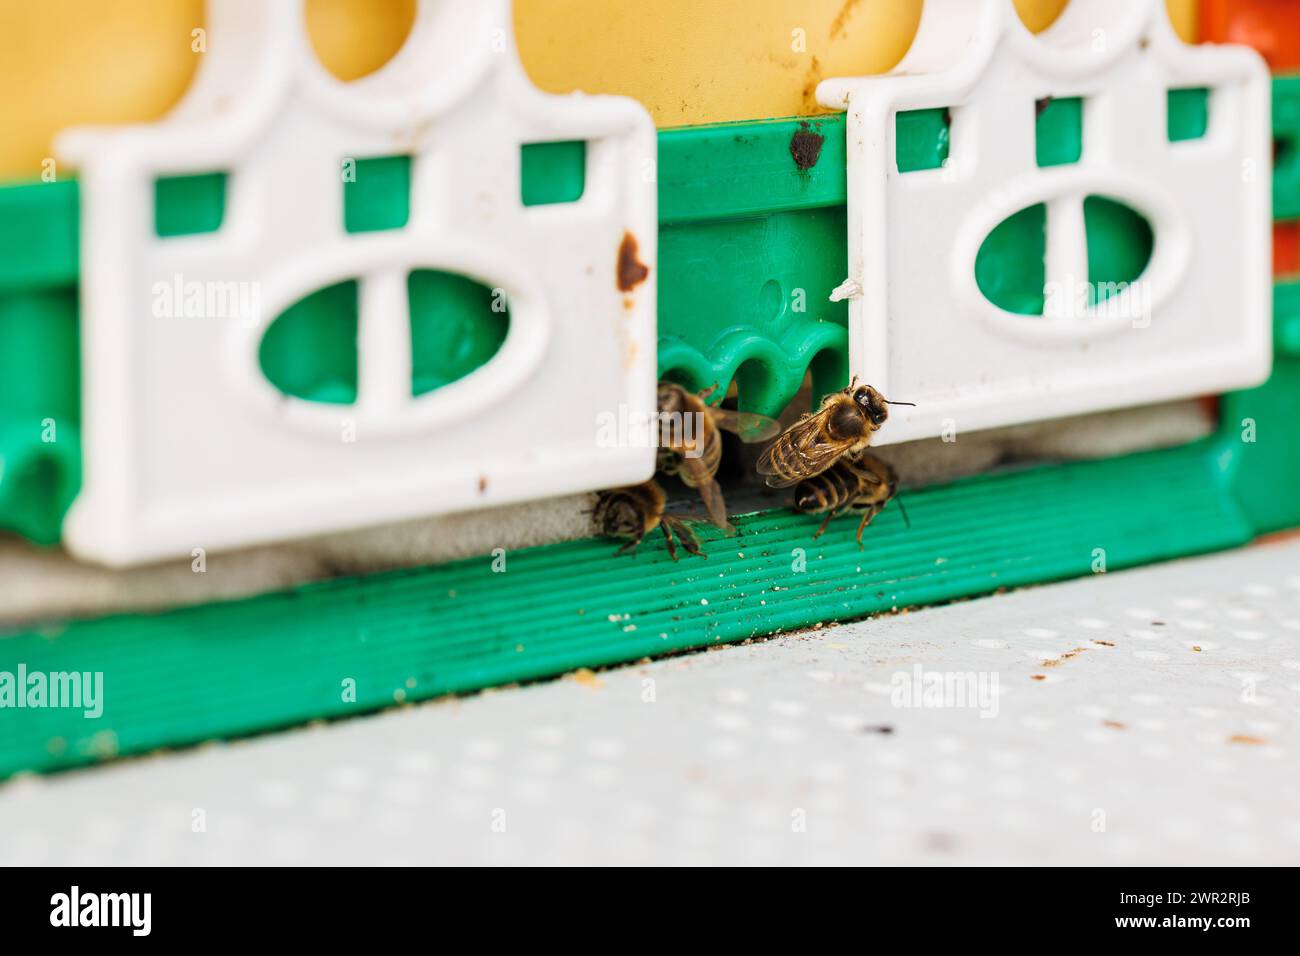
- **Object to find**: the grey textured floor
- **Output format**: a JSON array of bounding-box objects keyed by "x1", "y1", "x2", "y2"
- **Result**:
[{"x1": 3, "y1": 539, "x2": 1299, "y2": 866}]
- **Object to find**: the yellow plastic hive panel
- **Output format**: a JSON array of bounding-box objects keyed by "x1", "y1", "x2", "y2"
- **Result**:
[{"x1": 0, "y1": 0, "x2": 1197, "y2": 180}]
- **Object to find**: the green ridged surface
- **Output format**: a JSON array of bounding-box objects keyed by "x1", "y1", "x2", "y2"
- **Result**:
[
  {"x1": 656, "y1": 116, "x2": 850, "y2": 416},
  {"x1": 0, "y1": 433, "x2": 1257, "y2": 778}
]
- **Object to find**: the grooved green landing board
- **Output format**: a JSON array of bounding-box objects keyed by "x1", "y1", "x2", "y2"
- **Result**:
[{"x1": 0, "y1": 435, "x2": 1258, "y2": 779}]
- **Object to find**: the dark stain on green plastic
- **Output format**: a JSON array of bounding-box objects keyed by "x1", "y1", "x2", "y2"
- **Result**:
[
  {"x1": 1036, "y1": 97, "x2": 1082, "y2": 167},
  {"x1": 789, "y1": 121, "x2": 826, "y2": 171},
  {"x1": 1167, "y1": 87, "x2": 1209, "y2": 142},
  {"x1": 343, "y1": 155, "x2": 411, "y2": 233},
  {"x1": 259, "y1": 280, "x2": 359, "y2": 404},
  {"x1": 154, "y1": 172, "x2": 226, "y2": 237},
  {"x1": 408, "y1": 270, "x2": 509, "y2": 396},
  {"x1": 896, "y1": 107, "x2": 950, "y2": 173},
  {"x1": 521, "y1": 140, "x2": 586, "y2": 206}
]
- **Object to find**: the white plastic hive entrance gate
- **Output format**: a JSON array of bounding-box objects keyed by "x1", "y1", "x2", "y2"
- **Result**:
[
  {"x1": 59, "y1": 0, "x2": 657, "y2": 566},
  {"x1": 819, "y1": 0, "x2": 1272, "y2": 445}
]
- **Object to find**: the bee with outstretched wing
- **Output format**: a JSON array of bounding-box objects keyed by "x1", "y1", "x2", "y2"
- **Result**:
[
  {"x1": 757, "y1": 379, "x2": 912, "y2": 487},
  {"x1": 657, "y1": 381, "x2": 779, "y2": 531}
]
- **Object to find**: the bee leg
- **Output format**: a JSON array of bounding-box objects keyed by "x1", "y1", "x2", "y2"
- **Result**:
[
  {"x1": 615, "y1": 531, "x2": 644, "y2": 556},
  {"x1": 665, "y1": 517, "x2": 706, "y2": 559},
  {"x1": 659, "y1": 521, "x2": 681, "y2": 562},
  {"x1": 811, "y1": 510, "x2": 836, "y2": 540},
  {"x1": 855, "y1": 507, "x2": 881, "y2": 547}
]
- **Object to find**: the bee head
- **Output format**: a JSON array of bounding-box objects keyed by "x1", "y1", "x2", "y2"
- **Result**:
[
  {"x1": 656, "y1": 381, "x2": 686, "y2": 415},
  {"x1": 600, "y1": 495, "x2": 642, "y2": 535},
  {"x1": 852, "y1": 384, "x2": 890, "y2": 428}
]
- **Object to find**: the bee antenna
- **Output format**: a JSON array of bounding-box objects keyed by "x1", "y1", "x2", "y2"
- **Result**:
[
  {"x1": 895, "y1": 496, "x2": 912, "y2": 529},
  {"x1": 883, "y1": 400, "x2": 916, "y2": 407}
]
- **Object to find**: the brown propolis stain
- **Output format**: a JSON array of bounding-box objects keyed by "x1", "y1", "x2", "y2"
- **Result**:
[
  {"x1": 477, "y1": 475, "x2": 488, "y2": 494},
  {"x1": 1102, "y1": 720, "x2": 1127, "y2": 730},
  {"x1": 1227, "y1": 734, "x2": 1268, "y2": 745},
  {"x1": 617, "y1": 232, "x2": 650, "y2": 292},
  {"x1": 828, "y1": 0, "x2": 862, "y2": 38},
  {"x1": 790, "y1": 121, "x2": 826, "y2": 171},
  {"x1": 801, "y1": 55, "x2": 824, "y2": 113},
  {"x1": 1041, "y1": 647, "x2": 1089, "y2": 667},
  {"x1": 861, "y1": 724, "x2": 895, "y2": 735},
  {"x1": 569, "y1": 667, "x2": 604, "y2": 689},
  {"x1": 1030, "y1": 674, "x2": 1047, "y2": 681},
  {"x1": 1092, "y1": 639, "x2": 1116, "y2": 647}
]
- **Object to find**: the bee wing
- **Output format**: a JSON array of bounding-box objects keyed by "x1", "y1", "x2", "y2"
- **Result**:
[
  {"x1": 756, "y1": 416, "x2": 860, "y2": 488},
  {"x1": 849, "y1": 451, "x2": 886, "y2": 485},
  {"x1": 708, "y1": 408, "x2": 782, "y2": 443},
  {"x1": 680, "y1": 456, "x2": 734, "y2": 531}
]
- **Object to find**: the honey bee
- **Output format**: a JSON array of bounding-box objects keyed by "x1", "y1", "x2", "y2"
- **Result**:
[
  {"x1": 656, "y1": 381, "x2": 780, "y2": 531},
  {"x1": 793, "y1": 451, "x2": 908, "y2": 545},
  {"x1": 756, "y1": 378, "x2": 914, "y2": 488},
  {"x1": 592, "y1": 480, "x2": 705, "y2": 561}
]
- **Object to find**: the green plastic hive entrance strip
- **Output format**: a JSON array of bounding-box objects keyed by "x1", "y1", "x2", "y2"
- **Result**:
[
  {"x1": 0, "y1": 408, "x2": 1287, "y2": 779},
  {"x1": 0, "y1": 100, "x2": 1299, "y2": 777}
]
